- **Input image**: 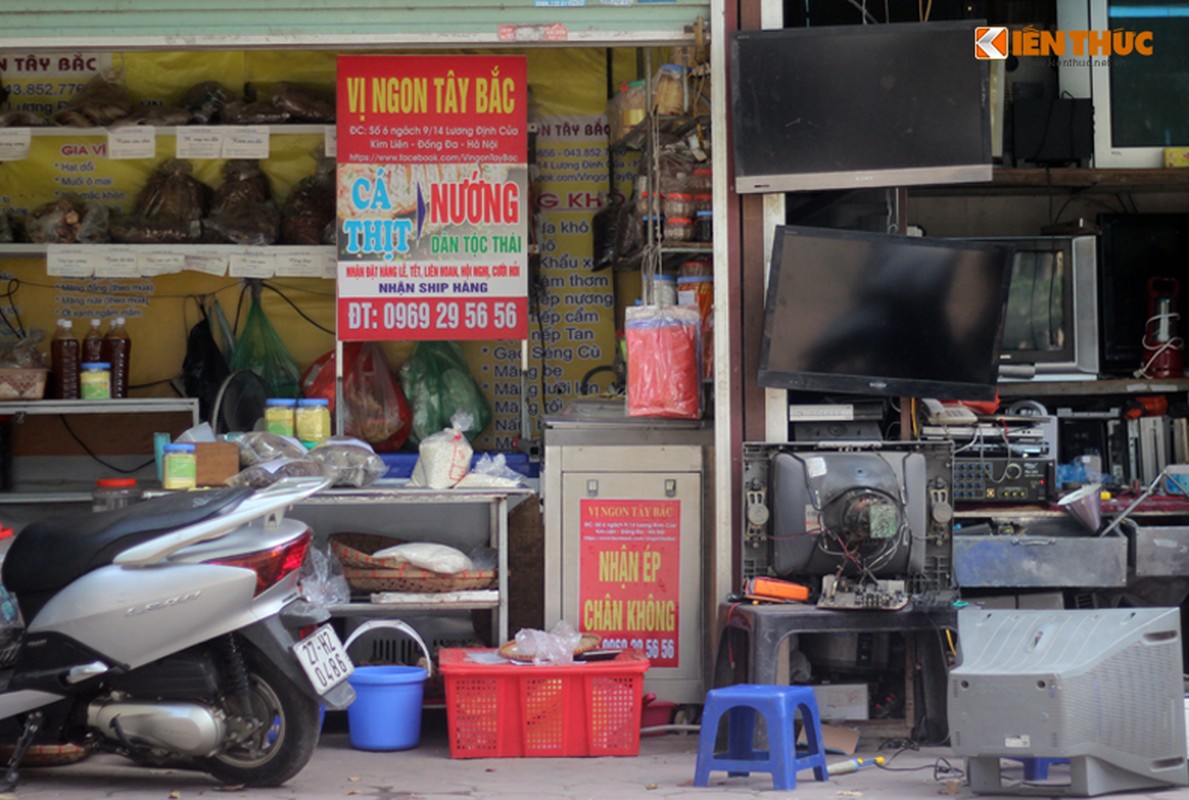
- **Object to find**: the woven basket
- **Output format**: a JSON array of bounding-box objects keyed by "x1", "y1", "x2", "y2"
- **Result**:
[
  {"x1": 331, "y1": 533, "x2": 497, "y2": 593},
  {"x1": 0, "y1": 368, "x2": 47, "y2": 400}
]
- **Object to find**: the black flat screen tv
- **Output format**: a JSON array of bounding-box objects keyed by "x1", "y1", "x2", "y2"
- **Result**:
[
  {"x1": 729, "y1": 20, "x2": 993, "y2": 193},
  {"x1": 758, "y1": 226, "x2": 1014, "y2": 401}
]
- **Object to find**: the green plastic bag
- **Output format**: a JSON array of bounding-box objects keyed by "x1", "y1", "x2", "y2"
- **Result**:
[
  {"x1": 229, "y1": 296, "x2": 300, "y2": 398},
  {"x1": 399, "y1": 341, "x2": 492, "y2": 444}
]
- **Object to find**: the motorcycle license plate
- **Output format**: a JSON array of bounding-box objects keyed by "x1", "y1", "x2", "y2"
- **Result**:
[{"x1": 293, "y1": 625, "x2": 354, "y2": 694}]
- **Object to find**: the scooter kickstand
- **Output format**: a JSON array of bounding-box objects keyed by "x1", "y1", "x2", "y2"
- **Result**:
[{"x1": 0, "y1": 710, "x2": 43, "y2": 791}]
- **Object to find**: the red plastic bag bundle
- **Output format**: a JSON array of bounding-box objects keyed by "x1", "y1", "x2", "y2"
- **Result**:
[
  {"x1": 300, "y1": 343, "x2": 412, "y2": 452},
  {"x1": 625, "y1": 304, "x2": 702, "y2": 419}
]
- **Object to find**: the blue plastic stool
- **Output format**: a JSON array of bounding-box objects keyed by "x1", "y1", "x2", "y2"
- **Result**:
[{"x1": 694, "y1": 684, "x2": 830, "y2": 791}]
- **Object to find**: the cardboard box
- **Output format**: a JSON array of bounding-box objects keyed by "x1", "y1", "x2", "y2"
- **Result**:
[
  {"x1": 812, "y1": 683, "x2": 869, "y2": 722},
  {"x1": 1165, "y1": 147, "x2": 1189, "y2": 168},
  {"x1": 194, "y1": 442, "x2": 240, "y2": 486}
]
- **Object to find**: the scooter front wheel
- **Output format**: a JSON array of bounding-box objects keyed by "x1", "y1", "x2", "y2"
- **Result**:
[{"x1": 199, "y1": 646, "x2": 321, "y2": 787}]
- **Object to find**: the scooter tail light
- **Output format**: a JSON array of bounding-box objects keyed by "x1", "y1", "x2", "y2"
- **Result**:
[{"x1": 208, "y1": 529, "x2": 312, "y2": 596}]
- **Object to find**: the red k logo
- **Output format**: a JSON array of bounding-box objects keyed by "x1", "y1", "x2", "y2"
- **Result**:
[{"x1": 975, "y1": 27, "x2": 1008, "y2": 60}]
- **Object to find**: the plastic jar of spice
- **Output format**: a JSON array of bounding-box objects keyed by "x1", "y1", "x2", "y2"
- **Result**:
[
  {"x1": 296, "y1": 398, "x2": 332, "y2": 445},
  {"x1": 265, "y1": 398, "x2": 297, "y2": 437},
  {"x1": 694, "y1": 193, "x2": 713, "y2": 213},
  {"x1": 79, "y1": 361, "x2": 111, "y2": 399},
  {"x1": 635, "y1": 189, "x2": 652, "y2": 216},
  {"x1": 681, "y1": 257, "x2": 712, "y2": 277},
  {"x1": 695, "y1": 209, "x2": 714, "y2": 242},
  {"x1": 641, "y1": 214, "x2": 664, "y2": 243},
  {"x1": 663, "y1": 216, "x2": 694, "y2": 242},
  {"x1": 93, "y1": 478, "x2": 143, "y2": 512},
  {"x1": 162, "y1": 444, "x2": 197, "y2": 490},
  {"x1": 652, "y1": 274, "x2": 678, "y2": 307},
  {"x1": 691, "y1": 167, "x2": 713, "y2": 193},
  {"x1": 663, "y1": 192, "x2": 694, "y2": 218}
]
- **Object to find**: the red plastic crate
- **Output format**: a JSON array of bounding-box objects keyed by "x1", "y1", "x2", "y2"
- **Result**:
[{"x1": 439, "y1": 648, "x2": 650, "y2": 758}]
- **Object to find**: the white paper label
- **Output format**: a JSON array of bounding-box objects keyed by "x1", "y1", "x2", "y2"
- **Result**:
[
  {"x1": 94, "y1": 247, "x2": 140, "y2": 278},
  {"x1": 137, "y1": 249, "x2": 185, "y2": 276},
  {"x1": 183, "y1": 250, "x2": 229, "y2": 276},
  {"x1": 0, "y1": 129, "x2": 32, "y2": 161},
  {"x1": 806, "y1": 456, "x2": 828, "y2": 479},
  {"x1": 176, "y1": 126, "x2": 224, "y2": 159},
  {"x1": 320, "y1": 249, "x2": 338, "y2": 279},
  {"x1": 46, "y1": 244, "x2": 95, "y2": 277},
  {"x1": 230, "y1": 251, "x2": 277, "y2": 278},
  {"x1": 1004, "y1": 735, "x2": 1031, "y2": 749},
  {"x1": 276, "y1": 247, "x2": 328, "y2": 278},
  {"x1": 222, "y1": 126, "x2": 270, "y2": 159},
  {"x1": 107, "y1": 127, "x2": 157, "y2": 160},
  {"x1": 323, "y1": 126, "x2": 337, "y2": 157}
]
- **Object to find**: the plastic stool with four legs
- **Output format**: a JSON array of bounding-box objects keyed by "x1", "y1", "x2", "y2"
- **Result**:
[{"x1": 693, "y1": 683, "x2": 830, "y2": 791}]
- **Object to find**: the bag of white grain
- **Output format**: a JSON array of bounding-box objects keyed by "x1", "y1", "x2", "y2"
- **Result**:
[{"x1": 408, "y1": 412, "x2": 474, "y2": 489}]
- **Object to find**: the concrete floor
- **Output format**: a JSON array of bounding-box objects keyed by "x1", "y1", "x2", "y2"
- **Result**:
[{"x1": 7, "y1": 711, "x2": 1189, "y2": 800}]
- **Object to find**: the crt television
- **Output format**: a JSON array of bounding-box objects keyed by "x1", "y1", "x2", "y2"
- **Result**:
[
  {"x1": 949, "y1": 608, "x2": 1188, "y2": 796},
  {"x1": 729, "y1": 20, "x2": 993, "y2": 193},
  {"x1": 758, "y1": 226, "x2": 1014, "y2": 401},
  {"x1": 1058, "y1": 0, "x2": 1189, "y2": 168},
  {"x1": 768, "y1": 447, "x2": 928, "y2": 578},
  {"x1": 968, "y1": 235, "x2": 1100, "y2": 380}
]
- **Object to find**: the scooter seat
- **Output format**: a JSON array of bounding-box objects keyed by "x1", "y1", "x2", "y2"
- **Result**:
[{"x1": 2, "y1": 487, "x2": 253, "y2": 600}]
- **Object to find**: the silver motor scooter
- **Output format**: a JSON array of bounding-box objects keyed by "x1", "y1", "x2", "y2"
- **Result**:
[{"x1": 0, "y1": 477, "x2": 354, "y2": 790}]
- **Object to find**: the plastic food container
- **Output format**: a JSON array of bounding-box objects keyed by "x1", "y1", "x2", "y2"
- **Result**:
[
  {"x1": 681, "y1": 257, "x2": 712, "y2": 277},
  {"x1": 662, "y1": 192, "x2": 694, "y2": 218},
  {"x1": 652, "y1": 64, "x2": 687, "y2": 115},
  {"x1": 695, "y1": 209, "x2": 713, "y2": 242},
  {"x1": 663, "y1": 216, "x2": 693, "y2": 242},
  {"x1": 265, "y1": 398, "x2": 297, "y2": 437},
  {"x1": 652, "y1": 274, "x2": 677, "y2": 307},
  {"x1": 163, "y1": 443, "x2": 197, "y2": 490},
  {"x1": 93, "y1": 478, "x2": 142, "y2": 512},
  {"x1": 80, "y1": 361, "x2": 111, "y2": 400},
  {"x1": 296, "y1": 397, "x2": 332, "y2": 444}
]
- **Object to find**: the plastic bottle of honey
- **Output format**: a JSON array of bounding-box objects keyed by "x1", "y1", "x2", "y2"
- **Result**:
[
  {"x1": 50, "y1": 319, "x2": 80, "y2": 400},
  {"x1": 102, "y1": 316, "x2": 132, "y2": 399}
]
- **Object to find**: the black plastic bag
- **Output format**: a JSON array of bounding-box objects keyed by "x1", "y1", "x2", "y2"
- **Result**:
[{"x1": 182, "y1": 301, "x2": 231, "y2": 422}]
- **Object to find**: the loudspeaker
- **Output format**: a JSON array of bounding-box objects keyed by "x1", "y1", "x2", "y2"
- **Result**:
[{"x1": 1010, "y1": 97, "x2": 1092, "y2": 167}]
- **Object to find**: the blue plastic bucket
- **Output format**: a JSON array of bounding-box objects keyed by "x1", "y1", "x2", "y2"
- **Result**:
[{"x1": 346, "y1": 665, "x2": 427, "y2": 751}]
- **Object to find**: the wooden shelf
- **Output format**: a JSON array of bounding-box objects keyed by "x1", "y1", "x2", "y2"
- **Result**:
[
  {"x1": 996, "y1": 377, "x2": 1189, "y2": 398},
  {"x1": 914, "y1": 167, "x2": 1189, "y2": 196}
]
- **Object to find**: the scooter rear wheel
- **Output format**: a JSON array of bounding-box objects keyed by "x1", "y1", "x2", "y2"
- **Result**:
[{"x1": 199, "y1": 646, "x2": 320, "y2": 787}]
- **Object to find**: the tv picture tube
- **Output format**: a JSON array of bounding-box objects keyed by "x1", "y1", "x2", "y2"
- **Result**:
[{"x1": 730, "y1": 21, "x2": 990, "y2": 188}]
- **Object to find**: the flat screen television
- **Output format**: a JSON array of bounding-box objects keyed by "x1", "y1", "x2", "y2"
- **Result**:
[
  {"x1": 965, "y1": 235, "x2": 1100, "y2": 380},
  {"x1": 1097, "y1": 213, "x2": 1189, "y2": 374},
  {"x1": 949, "y1": 607, "x2": 1189, "y2": 796},
  {"x1": 1058, "y1": 0, "x2": 1189, "y2": 168},
  {"x1": 729, "y1": 21, "x2": 993, "y2": 193},
  {"x1": 758, "y1": 226, "x2": 1014, "y2": 401}
]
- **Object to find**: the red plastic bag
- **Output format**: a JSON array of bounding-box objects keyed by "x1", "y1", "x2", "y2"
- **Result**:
[
  {"x1": 625, "y1": 305, "x2": 702, "y2": 419},
  {"x1": 300, "y1": 343, "x2": 411, "y2": 451}
]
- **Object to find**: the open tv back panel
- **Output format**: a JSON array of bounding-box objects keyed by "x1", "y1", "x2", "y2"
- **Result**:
[{"x1": 742, "y1": 441, "x2": 955, "y2": 602}]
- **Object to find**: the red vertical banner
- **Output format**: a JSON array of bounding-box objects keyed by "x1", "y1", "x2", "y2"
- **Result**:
[
  {"x1": 578, "y1": 499, "x2": 681, "y2": 668},
  {"x1": 335, "y1": 55, "x2": 528, "y2": 341}
]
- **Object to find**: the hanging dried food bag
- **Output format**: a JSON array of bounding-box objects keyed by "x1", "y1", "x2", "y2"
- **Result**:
[
  {"x1": 281, "y1": 155, "x2": 335, "y2": 245},
  {"x1": 53, "y1": 71, "x2": 134, "y2": 127},
  {"x1": 179, "y1": 80, "x2": 234, "y2": 124},
  {"x1": 625, "y1": 304, "x2": 702, "y2": 419},
  {"x1": 26, "y1": 195, "x2": 109, "y2": 244},
  {"x1": 399, "y1": 341, "x2": 491, "y2": 444},
  {"x1": 270, "y1": 82, "x2": 336, "y2": 123},
  {"x1": 111, "y1": 159, "x2": 210, "y2": 244},
  {"x1": 205, "y1": 160, "x2": 280, "y2": 245},
  {"x1": 228, "y1": 295, "x2": 301, "y2": 399}
]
